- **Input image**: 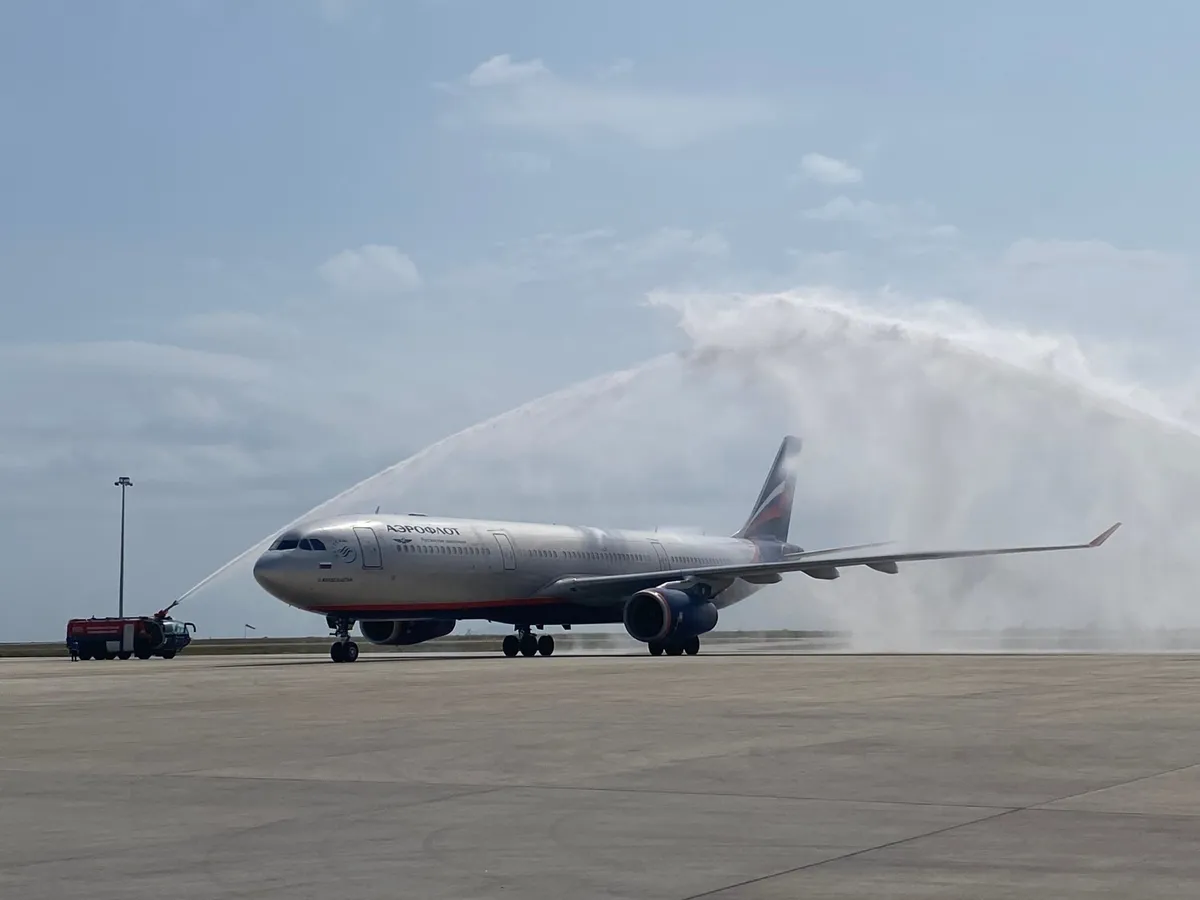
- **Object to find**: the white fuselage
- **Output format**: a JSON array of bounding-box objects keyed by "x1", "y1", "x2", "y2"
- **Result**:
[{"x1": 252, "y1": 513, "x2": 769, "y2": 626}]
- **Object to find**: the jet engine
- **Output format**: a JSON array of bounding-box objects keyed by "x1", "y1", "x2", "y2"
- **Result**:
[
  {"x1": 622, "y1": 588, "x2": 718, "y2": 644},
  {"x1": 358, "y1": 619, "x2": 455, "y2": 646}
]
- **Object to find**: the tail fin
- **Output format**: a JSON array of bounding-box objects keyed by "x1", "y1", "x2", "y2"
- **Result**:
[{"x1": 734, "y1": 435, "x2": 801, "y2": 543}]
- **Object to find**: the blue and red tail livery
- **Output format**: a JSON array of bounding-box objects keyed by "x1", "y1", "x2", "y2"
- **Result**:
[{"x1": 734, "y1": 435, "x2": 801, "y2": 544}]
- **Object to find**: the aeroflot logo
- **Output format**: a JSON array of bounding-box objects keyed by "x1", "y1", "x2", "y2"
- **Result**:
[{"x1": 387, "y1": 524, "x2": 461, "y2": 536}]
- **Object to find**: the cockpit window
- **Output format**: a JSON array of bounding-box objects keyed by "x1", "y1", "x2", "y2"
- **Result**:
[
  {"x1": 272, "y1": 532, "x2": 327, "y2": 551},
  {"x1": 270, "y1": 532, "x2": 301, "y2": 551}
]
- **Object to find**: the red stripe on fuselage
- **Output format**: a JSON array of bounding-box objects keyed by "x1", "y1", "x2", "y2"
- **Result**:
[{"x1": 307, "y1": 597, "x2": 562, "y2": 615}]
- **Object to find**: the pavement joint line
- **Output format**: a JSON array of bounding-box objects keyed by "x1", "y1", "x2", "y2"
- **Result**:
[
  {"x1": 0, "y1": 784, "x2": 507, "y2": 875},
  {"x1": 677, "y1": 759, "x2": 1200, "y2": 899}
]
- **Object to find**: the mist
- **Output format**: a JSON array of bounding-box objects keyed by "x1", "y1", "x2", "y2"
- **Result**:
[{"x1": 178, "y1": 287, "x2": 1200, "y2": 649}]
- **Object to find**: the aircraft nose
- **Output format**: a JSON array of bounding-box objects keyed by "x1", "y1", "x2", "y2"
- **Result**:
[{"x1": 253, "y1": 552, "x2": 289, "y2": 597}]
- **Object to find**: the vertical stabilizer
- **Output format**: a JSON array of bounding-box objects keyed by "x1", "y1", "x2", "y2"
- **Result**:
[{"x1": 734, "y1": 436, "x2": 801, "y2": 543}]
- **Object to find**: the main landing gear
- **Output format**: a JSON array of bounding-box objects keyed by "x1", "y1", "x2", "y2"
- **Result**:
[
  {"x1": 328, "y1": 616, "x2": 360, "y2": 663},
  {"x1": 647, "y1": 635, "x2": 701, "y2": 657},
  {"x1": 501, "y1": 628, "x2": 554, "y2": 658}
]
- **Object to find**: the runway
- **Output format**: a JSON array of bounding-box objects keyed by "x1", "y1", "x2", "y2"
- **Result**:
[{"x1": 3, "y1": 650, "x2": 1200, "y2": 898}]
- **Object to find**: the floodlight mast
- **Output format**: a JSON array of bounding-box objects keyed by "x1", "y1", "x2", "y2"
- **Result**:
[{"x1": 114, "y1": 476, "x2": 133, "y2": 618}]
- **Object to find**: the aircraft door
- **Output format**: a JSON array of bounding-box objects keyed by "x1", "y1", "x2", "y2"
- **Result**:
[
  {"x1": 491, "y1": 532, "x2": 517, "y2": 570},
  {"x1": 353, "y1": 526, "x2": 383, "y2": 569},
  {"x1": 649, "y1": 539, "x2": 669, "y2": 570}
]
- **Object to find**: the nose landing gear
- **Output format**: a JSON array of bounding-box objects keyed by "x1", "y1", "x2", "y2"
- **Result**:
[
  {"x1": 501, "y1": 628, "x2": 554, "y2": 657},
  {"x1": 327, "y1": 616, "x2": 360, "y2": 663}
]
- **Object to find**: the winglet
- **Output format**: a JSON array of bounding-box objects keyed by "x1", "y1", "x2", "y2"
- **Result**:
[{"x1": 1089, "y1": 522, "x2": 1122, "y2": 547}]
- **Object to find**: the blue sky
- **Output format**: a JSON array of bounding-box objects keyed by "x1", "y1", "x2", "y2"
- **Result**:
[{"x1": 2, "y1": 1, "x2": 1199, "y2": 640}]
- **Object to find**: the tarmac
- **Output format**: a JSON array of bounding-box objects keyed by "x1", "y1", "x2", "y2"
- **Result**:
[{"x1": 2, "y1": 647, "x2": 1200, "y2": 898}]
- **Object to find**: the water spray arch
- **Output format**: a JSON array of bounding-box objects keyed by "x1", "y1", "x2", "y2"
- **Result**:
[{"x1": 181, "y1": 290, "x2": 1200, "y2": 648}]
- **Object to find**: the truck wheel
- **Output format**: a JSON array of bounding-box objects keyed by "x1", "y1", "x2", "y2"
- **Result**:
[{"x1": 161, "y1": 650, "x2": 176, "y2": 660}]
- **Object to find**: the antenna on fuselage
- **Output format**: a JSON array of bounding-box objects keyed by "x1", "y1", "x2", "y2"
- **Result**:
[{"x1": 374, "y1": 505, "x2": 380, "y2": 514}]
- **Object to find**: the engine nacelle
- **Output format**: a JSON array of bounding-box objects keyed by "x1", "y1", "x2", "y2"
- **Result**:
[
  {"x1": 802, "y1": 566, "x2": 840, "y2": 580},
  {"x1": 358, "y1": 619, "x2": 455, "y2": 646},
  {"x1": 623, "y1": 588, "x2": 718, "y2": 644}
]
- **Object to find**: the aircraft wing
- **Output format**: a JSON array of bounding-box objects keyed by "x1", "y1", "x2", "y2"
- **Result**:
[{"x1": 535, "y1": 523, "x2": 1121, "y2": 603}]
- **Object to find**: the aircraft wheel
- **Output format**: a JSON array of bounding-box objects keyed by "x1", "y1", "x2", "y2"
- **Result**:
[
  {"x1": 502, "y1": 635, "x2": 519, "y2": 657},
  {"x1": 648, "y1": 642, "x2": 664, "y2": 656},
  {"x1": 519, "y1": 633, "x2": 538, "y2": 657},
  {"x1": 665, "y1": 643, "x2": 684, "y2": 656},
  {"x1": 537, "y1": 635, "x2": 555, "y2": 657},
  {"x1": 330, "y1": 642, "x2": 346, "y2": 663},
  {"x1": 78, "y1": 650, "x2": 92, "y2": 661},
  {"x1": 117, "y1": 651, "x2": 131, "y2": 660},
  {"x1": 684, "y1": 636, "x2": 700, "y2": 656},
  {"x1": 161, "y1": 650, "x2": 176, "y2": 660},
  {"x1": 344, "y1": 641, "x2": 360, "y2": 662}
]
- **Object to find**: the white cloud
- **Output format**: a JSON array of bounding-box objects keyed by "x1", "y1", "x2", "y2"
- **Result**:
[
  {"x1": 3, "y1": 339, "x2": 270, "y2": 383},
  {"x1": 1002, "y1": 239, "x2": 1181, "y2": 270},
  {"x1": 597, "y1": 58, "x2": 635, "y2": 79},
  {"x1": 803, "y1": 196, "x2": 959, "y2": 245},
  {"x1": 438, "y1": 225, "x2": 731, "y2": 296},
  {"x1": 178, "y1": 310, "x2": 292, "y2": 342},
  {"x1": 317, "y1": 244, "x2": 421, "y2": 295},
  {"x1": 976, "y1": 239, "x2": 1197, "y2": 362},
  {"x1": 466, "y1": 54, "x2": 550, "y2": 87},
  {"x1": 617, "y1": 227, "x2": 730, "y2": 262},
  {"x1": 793, "y1": 152, "x2": 863, "y2": 186},
  {"x1": 439, "y1": 54, "x2": 777, "y2": 151}
]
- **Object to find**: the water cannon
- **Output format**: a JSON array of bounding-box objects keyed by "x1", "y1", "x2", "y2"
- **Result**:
[{"x1": 152, "y1": 607, "x2": 196, "y2": 631}]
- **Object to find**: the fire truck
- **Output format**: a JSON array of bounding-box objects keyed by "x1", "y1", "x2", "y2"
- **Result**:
[{"x1": 66, "y1": 610, "x2": 195, "y2": 661}]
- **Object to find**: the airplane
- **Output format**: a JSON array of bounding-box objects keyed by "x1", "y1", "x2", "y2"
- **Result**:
[{"x1": 251, "y1": 435, "x2": 1122, "y2": 662}]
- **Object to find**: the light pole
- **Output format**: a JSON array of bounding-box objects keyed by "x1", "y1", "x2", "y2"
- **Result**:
[{"x1": 114, "y1": 476, "x2": 133, "y2": 618}]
